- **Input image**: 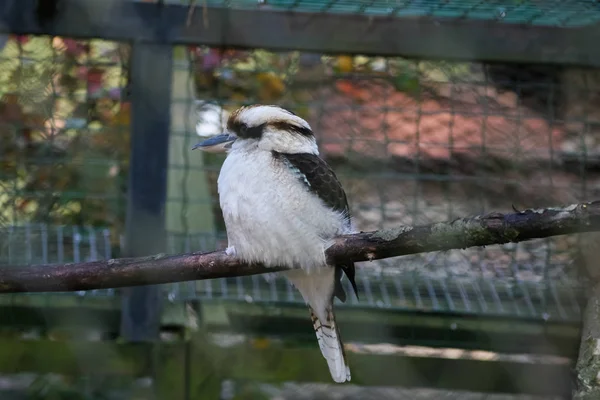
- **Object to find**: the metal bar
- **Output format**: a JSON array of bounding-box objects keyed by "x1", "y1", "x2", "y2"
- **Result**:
[
  {"x1": 0, "y1": 337, "x2": 575, "y2": 397},
  {"x1": 456, "y1": 280, "x2": 472, "y2": 313},
  {"x1": 120, "y1": 42, "x2": 173, "y2": 342},
  {"x1": 439, "y1": 278, "x2": 455, "y2": 312},
  {"x1": 213, "y1": 302, "x2": 581, "y2": 359},
  {"x1": 1, "y1": 0, "x2": 600, "y2": 66},
  {"x1": 377, "y1": 275, "x2": 391, "y2": 308}
]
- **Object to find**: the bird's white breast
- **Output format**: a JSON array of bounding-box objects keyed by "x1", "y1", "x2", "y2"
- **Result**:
[{"x1": 218, "y1": 148, "x2": 348, "y2": 271}]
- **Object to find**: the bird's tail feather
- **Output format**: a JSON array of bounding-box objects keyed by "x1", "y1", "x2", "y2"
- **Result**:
[{"x1": 309, "y1": 304, "x2": 351, "y2": 383}]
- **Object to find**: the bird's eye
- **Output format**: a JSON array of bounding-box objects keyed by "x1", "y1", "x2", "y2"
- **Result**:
[{"x1": 238, "y1": 122, "x2": 264, "y2": 138}]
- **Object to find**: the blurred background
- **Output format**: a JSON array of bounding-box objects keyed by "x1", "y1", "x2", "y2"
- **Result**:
[{"x1": 0, "y1": 0, "x2": 599, "y2": 398}]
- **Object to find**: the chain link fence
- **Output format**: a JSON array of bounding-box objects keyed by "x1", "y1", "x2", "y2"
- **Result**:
[
  {"x1": 1, "y1": 1, "x2": 598, "y2": 397},
  {"x1": 165, "y1": 48, "x2": 591, "y2": 322}
]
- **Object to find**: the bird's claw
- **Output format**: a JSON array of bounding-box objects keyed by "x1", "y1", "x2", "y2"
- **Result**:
[{"x1": 225, "y1": 246, "x2": 237, "y2": 256}]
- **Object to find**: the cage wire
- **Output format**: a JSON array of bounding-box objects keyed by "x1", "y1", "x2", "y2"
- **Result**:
[
  {"x1": 0, "y1": 34, "x2": 593, "y2": 321},
  {"x1": 0, "y1": 35, "x2": 130, "y2": 302},
  {"x1": 157, "y1": 0, "x2": 600, "y2": 28},
  {"x1": 0, "y1": 38, "x2": 593, "y2": 321},
  {"x1": 0, "y1": 13, "x2": 595, "y2": 399},
  {"x1": 164, "y1": 46, "x2": 591, "y2": 324}
]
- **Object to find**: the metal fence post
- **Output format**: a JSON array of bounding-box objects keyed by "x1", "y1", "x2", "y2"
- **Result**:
[{"x1": 121, "y1": 42, "x2": 173, "y2": 342}]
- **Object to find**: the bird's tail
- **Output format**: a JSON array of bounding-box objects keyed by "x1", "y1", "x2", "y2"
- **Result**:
[
  {"x1": 309, "y1": 303, "x2": 351, "y2": 383},
  {"x1": 283, "y1": 267, "x2": 352, "y2": 383}
]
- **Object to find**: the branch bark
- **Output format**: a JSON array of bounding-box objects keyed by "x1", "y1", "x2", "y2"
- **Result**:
[{"x1": 1, "y1": 201, "x2": 599, "y2": 294}]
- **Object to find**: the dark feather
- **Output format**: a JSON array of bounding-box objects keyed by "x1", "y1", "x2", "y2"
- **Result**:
[
  {"x1": 333, "y1": 263, "x2": 359, "y2": 302},
  {"x1": 227, "y1": 105, "x2": 313, "y2": 139},
  {"x1": 333, "y1": 266, "x2": 346, "y2": 303},
  {"x1": 273, "y1": 152, "x2": 349, "y2": 217},
  {"x1": 270, "y1": 121, "x2": 313, "y2": 137},
  {"x1": 340, "y1": 263, "x2": 359, "y2": 300},
  {"x1": 273, "y1": 151, "x2": 359, "y2": 301}
]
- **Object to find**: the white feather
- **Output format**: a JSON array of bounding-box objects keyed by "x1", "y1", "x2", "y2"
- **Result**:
[
  {"x1": 216, "y1": 106, "x2": 354, "y2": 383},
  {"x1": 284, "y1": 268, "x2": 351, "y2": 383},
  {"x1": 234, "y1": 105, "x2": 311, "y2": 132},
  {"x1": 218, "y1": 140, "x2": 349, "y2": 271}
]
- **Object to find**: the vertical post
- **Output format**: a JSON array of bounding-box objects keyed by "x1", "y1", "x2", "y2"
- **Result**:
[
  {"x1": 575, "y1": 283, "x2": 600, "y2": 400},
  {"x1": 166, "y1": 48, "x2": 218, "y2": 250},
  {"x1": 121, "y1": 42, "x2": 173, "y2": 342},
  {"x1": 574, "y1": 231, "x2": 600, "y2": 399}
]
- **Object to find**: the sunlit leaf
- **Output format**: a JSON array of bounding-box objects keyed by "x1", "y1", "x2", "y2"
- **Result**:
[{"x1": 335, "y1": 55, "x2": 354, "y2": 73}]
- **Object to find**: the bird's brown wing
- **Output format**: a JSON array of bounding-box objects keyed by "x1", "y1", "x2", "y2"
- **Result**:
[{"x1": 273, "y1": 151, "x2": 359, "y2": 301}]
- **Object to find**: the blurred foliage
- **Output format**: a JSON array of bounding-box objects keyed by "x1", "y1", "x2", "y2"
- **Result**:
[
  {"x1": 0, "y1": 35, "x2": 468, "y2": 234},
  {"x1": 25, "y1": 374, "x2": 133, "y2": 400},
  {"x1": 189, "y1": 47, "x2": 462, "y2": 117},
  {"x1": 230, "y1": 381, "x2": 270, "y2": 400},
  {"x1": 0, "y1": 35, "x2": 129, "y2": 234}
]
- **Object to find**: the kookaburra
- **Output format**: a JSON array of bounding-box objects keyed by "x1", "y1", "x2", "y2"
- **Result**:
[{"x1": 193, "y1": 104, "x2": 358, "y2": 383}]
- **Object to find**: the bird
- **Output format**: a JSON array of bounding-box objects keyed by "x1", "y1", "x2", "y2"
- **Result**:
[{"x1": 192, "y1": 104, "x2": 359, "y2": 383}]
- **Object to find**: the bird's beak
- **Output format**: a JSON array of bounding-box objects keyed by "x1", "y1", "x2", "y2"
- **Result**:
[{"x1": 192, "y1": 134, "x2": 237, "y2": 153}]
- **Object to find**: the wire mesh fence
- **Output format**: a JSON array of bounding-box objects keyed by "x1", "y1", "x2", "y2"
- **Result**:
[
  {"x1": 165, "y1": 47, "x2": 593, "y2": 322},
  {"x1": 1, "y1": 32, "x2": 598, "y2": 317},
  {"x1": 156, "y1": 0, "x2": 600, "y2": 28},
  {"x1": 0, "y1": 222, "x2": 583, "y2": 323},
  {"x1": 0, "y1": 6, "x2": 597, "y2": 396},
  {"x1": 0, "y1": 37, "x2": 594, "y2": 319},
  {"x1": 0, "y1": 35, "x2": 129, "y2": 236}
]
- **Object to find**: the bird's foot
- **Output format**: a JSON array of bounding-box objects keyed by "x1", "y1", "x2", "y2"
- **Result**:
[{"x1": 225, "y1": 246, "x2": 237, "y2": 256}]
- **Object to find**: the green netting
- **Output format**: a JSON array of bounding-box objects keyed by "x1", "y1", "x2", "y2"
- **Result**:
[
  {"x1": 0, "y1": 36, "x2": 129, "y2": 233},
  {"x1": 0, "y1": 34, "x2": 594, "y2": 323},
  {"x1": 0, "y1": 16, "x2": 591, "y2": 397},
  {"x1": 173, "y1": 0, "x2": 600, "y2": 27},
  {"x1": 164, "y1": 48, "x2": 593, "y2": 322}
]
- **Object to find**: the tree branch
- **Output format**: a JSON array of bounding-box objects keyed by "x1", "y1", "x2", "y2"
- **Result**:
[{"x1": 1, "y1": 201, "x2": 599, "y2": 294}]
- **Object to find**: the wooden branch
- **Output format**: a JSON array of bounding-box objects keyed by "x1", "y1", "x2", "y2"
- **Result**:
[{"x1": 1, "y1": 201, "x2": 599, "y2": 294}]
